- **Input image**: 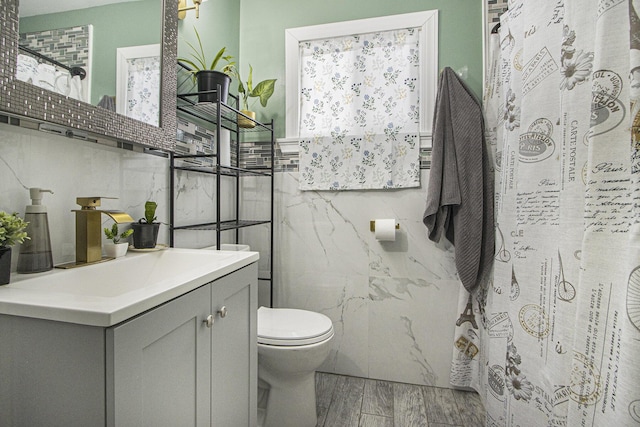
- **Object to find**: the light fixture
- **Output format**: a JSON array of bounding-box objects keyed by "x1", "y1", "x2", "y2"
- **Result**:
[{"x1": 178, "y1": 0, "x2": 207, "y2": 20}]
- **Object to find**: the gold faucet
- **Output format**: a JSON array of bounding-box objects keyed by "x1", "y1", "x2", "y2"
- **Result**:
[{"x1": 57, "y1": 197, "x2": 134, "y2": 269}]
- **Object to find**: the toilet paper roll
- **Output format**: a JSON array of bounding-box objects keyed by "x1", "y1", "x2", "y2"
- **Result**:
[{"x1": 374, "y1": 219, "x2": 396, "y2": 241}]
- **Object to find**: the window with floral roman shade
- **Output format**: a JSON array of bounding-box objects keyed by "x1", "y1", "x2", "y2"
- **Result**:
[{"x1": 298, "y1": 28, "x2": 421, "y2": 190}]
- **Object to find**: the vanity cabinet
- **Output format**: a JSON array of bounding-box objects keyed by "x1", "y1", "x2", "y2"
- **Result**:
[{"x1": 0, "y1": 263, "x2": 257, "y2": 426}]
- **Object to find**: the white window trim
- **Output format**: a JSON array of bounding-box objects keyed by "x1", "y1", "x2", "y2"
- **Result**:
[{"x1": 282, "y1": 10, "x2": 438, "y2": 153}]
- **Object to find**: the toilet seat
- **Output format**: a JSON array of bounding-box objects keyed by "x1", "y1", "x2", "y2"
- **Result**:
[{"x1": 258, "y1": 307, "x2": 334, "y2": 346}]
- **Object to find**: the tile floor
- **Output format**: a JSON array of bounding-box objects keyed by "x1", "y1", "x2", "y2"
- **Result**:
[{"x1": 316, "y1": 372, "x2": 485, "y2": 427}]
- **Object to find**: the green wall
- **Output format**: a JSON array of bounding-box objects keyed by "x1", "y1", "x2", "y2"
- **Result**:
[
  {"x1": 20, "y1": 0, "x2": 162, "y2": 106},
  {"x1": 177, "y1": 0, "x2": 241, "y2": 75},
  {"x1": 238, "y1": 0, "x2": 483, "y2": 138},
  {"x1": 21, "y1": 1, "x2": 481, "y2": 136},
  {"x1": 176, "y1": 0, "x2": 240, "y2": 127}
]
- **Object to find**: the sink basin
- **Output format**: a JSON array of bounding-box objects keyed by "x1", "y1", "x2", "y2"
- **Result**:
[
  {"x1": 14, "y1": 250, "x2": 237, "y2": 297},
  {"x1": 0, "y1": 248, "x2": 259, "y2": 326}
]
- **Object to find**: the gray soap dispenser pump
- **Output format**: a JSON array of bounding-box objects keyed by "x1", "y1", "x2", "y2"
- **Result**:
[{"x1": 17, "y1": 188, "x2": 54, "y2": 273}]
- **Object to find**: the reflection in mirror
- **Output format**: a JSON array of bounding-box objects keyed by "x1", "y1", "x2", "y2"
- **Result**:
[
  {"x1": 18, "y1": 0, "x2": 162, "y2": 127},
  {"x1": 0, "y1": 0, "x2": 177, "y2": 152}
]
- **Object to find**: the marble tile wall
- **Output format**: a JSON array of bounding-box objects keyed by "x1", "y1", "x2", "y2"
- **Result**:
[
  {"x1": 1, "y1": 123, "x2": 464, "y2": 388},
  {"x1": 0, "y1": 123, "x2": 171, "y2": 267},
  {"x1": 272, "y1": 172, "x2": 462, "y2": 388}
]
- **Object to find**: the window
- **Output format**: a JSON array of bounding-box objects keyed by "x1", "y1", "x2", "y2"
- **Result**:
[{"x1": 282, "y1": 10, "x2": 438, "y2": 153}]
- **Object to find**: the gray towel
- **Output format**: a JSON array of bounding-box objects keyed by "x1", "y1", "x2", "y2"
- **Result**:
[
  {"x1": 423, "y1": 67, "x2": 494, "y2": 293},
  {"x1": 97, "y1": 95, "x2": 116, "y2": 112}
]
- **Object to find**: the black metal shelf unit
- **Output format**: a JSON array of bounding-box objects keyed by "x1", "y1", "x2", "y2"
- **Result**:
[{"x1": 171, "y1": 64, "x2": 275, "y2": 303}]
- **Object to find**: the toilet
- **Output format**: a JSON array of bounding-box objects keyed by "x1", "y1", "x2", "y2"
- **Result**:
[{"x1": 257, "y1": 306, "x2": 334, "y2": 427}]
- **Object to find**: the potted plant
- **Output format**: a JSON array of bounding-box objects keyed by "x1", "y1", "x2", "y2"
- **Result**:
[
  {"x1": 131, "y1": 201, "x2": 160, "y2": 249},
  {"x1": 226, "y1": 64, "x2": 276, "y2": 128},
  {"x1": 103, "y1": 223, "x2": 133, "y2": 258},
  {"x1": 178, "y1": 26, "x2": 235, "y2": 104},
  {"x1": 0, "y1": 211, "x2": 29, "y2": 285}
]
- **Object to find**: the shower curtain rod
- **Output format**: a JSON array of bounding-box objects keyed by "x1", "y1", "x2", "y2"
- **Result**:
[{"x1": 18, "y1": 45, "x2": 86, "y2": 80}]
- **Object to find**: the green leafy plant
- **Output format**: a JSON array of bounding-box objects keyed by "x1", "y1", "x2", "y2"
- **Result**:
[
  {"x1": 226, "y1": 64, "x2": 276, "y2": 111},
  {"x1": 140, "y1": 201, "x2": 158, "y2": 224},
  {"x1": 104, "y1": 223, "x2": 134, "y2": 244},
  {"x1": 0, "y1": 211, "x2": 29, "y2": 247},
  {"x1": 178, "y1": 26, "x2": 235, "y2": 73}
]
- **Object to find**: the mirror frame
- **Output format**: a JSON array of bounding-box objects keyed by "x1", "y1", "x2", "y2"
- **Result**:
[{"x1": 0, "y1": 0, "x2": 177, "y2": 152}]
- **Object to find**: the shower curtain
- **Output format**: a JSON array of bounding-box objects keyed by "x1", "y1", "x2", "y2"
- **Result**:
[
  {"x1": 449, "y1": 0, "x2": 640, "y2": 425},
  {"x1": 16, "y1": 54, "x2": 86, "y2": 103}
]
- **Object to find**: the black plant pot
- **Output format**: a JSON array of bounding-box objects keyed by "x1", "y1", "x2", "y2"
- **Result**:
[
  {"x1": 196, "y1": 70, "x2": 231, "y2": 104},
  {"x1": 131, "y1": 223, "x2": 160, "y2": 249},
  {"x1": 0, "y1": 246, "x2": 11, "y2": 285}
]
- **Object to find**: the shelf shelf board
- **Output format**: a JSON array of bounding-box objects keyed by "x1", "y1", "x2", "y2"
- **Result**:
[
  {"x1": 177, "y1": 94, "x2": 272, "y2": 133},
  {"x1": 171, "y1": 162, "x2": 273, "y2": 177},
  {"x1": 172, "y1": 219, "x2": 271, "y2": 232}
]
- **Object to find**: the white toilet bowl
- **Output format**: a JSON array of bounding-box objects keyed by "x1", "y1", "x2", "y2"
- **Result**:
[{"x1": 257, "y1": 307, "x2": 334, "y2": 427}]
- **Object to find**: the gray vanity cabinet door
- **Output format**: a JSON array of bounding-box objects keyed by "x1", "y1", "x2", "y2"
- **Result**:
[
  {"x1": 107, "y1": 284, "x2": 212, "y2": 427},
  {"x1": 210, "y1": 263, "x2": 258, "y2": 427},
  {"x1": 0, "y1": 315, "x2": 105, "y2": 426}
]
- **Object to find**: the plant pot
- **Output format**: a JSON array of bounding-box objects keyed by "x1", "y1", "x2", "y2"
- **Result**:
[
  {"x1": 196, "y1": 70, "x2": 231, "y2": 104},
  {"x1": 0, "y1": 246, "x2": 11, "y2": 285},
  {"x1": 104, "y1": 242, "x2": 129, "y2": 258},
  {"x1": 131, "y1": 223, "x2": 160, "y2": 249},
  {"x1": 238, "y1": 110, "x2": 256, "y2": 128}
]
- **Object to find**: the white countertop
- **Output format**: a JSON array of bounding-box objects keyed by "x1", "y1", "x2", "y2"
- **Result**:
[{"x1": 0, "y1": 248, "x2": 259, "y2": 327}]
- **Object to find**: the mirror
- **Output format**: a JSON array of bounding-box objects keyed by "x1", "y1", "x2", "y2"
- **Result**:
[
  {"x1": 0, "y1": 0, "x2": 177, "y2": 152},
  {"x1": 19, "y1": 0, "x2": 162, "y2": 125}
]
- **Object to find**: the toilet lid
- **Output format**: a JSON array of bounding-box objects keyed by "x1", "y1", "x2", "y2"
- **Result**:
[{"x1": 258, "y1": 307, "x2": 334, "y2": 346}]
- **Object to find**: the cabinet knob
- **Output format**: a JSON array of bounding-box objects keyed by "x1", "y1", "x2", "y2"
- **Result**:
[
  {"x1": 203, "y1": 314, "x2": 215, "y2": 328},
  {"x1": 218, "y1": 306, "x2": 228, "y2": 318}
]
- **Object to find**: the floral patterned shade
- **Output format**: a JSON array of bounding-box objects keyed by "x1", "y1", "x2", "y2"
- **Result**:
[
  {"x1": 298, "y1": 28, "x2": 421, "y2": 190},
  {"x1": 125, "y1": 56, "x2": 160, "y2": 127}
]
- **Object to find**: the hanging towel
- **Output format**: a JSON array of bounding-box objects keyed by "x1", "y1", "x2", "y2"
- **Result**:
[
  {"x1": 97, "y1": 94, "x2": 116, "y2": 111},
  {"x1": 422, "y1": 67, "x2": 494, "y2": 293}
]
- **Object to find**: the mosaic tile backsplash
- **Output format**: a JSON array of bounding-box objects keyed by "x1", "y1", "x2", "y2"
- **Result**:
[
  {"x1": 19, "y1": 25, "x2": 91, "y2": 71},
  {"x1": 487, "y1": 0, "x2": 508, "y2": 28}
]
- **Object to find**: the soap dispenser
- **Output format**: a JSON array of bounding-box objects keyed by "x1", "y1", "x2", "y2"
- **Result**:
[{"x1": 17, "y1": 188, "x2": 54, "y2": 273}]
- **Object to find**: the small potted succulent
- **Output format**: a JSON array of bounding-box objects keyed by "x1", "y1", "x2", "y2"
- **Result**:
[
  {"x1": 131, "y1": 201, "x2": 160, "y2": 249},
  {"x1": 0, "y1": 211, "x2": 29, "y2": 285},
  {"x1": 178, "y1": 26, "x2": 235, "y2": 104},
  {"x1": 103, "y1": 223, "x2": 133, "y2": 258}
]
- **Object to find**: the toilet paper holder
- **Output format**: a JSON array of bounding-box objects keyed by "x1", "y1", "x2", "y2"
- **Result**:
[{"x1": 369, "y1": 220, "x2": 400, "y2": 232}]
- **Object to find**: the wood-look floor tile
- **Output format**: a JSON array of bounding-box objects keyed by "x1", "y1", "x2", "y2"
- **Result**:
[
  {"x1": 317, "y1": 372, "x2": 340, "y2": 409},
  {"x1": 358, "y1": 413, "x2": 393, "y2": 427},
  {"x1": 361, "y1": 379, "x2": 393, "y2": 417},
  {"x1": 316, "y1": 372, "x2": 340, "y2": 427},
  {"x1": 423, "y1": 386, "x2": 464, "y2": 425},
  {"x1": 451, "y1": 388, "x2": 485, "y2": 427},
  {"x1": 393, "y1": 382, "x2": 428, "y2": 427},
  {"x1": 315, "y1": 373, "x2": 485, "y2": 427},
  {"x1": 323, "y1": 375, "x2": 365, "y2": 427}
]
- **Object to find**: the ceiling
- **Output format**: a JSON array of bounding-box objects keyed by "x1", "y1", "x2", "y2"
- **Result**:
[{"x1": 20, "y1": 0, "x2": 142, "y2": 17}]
